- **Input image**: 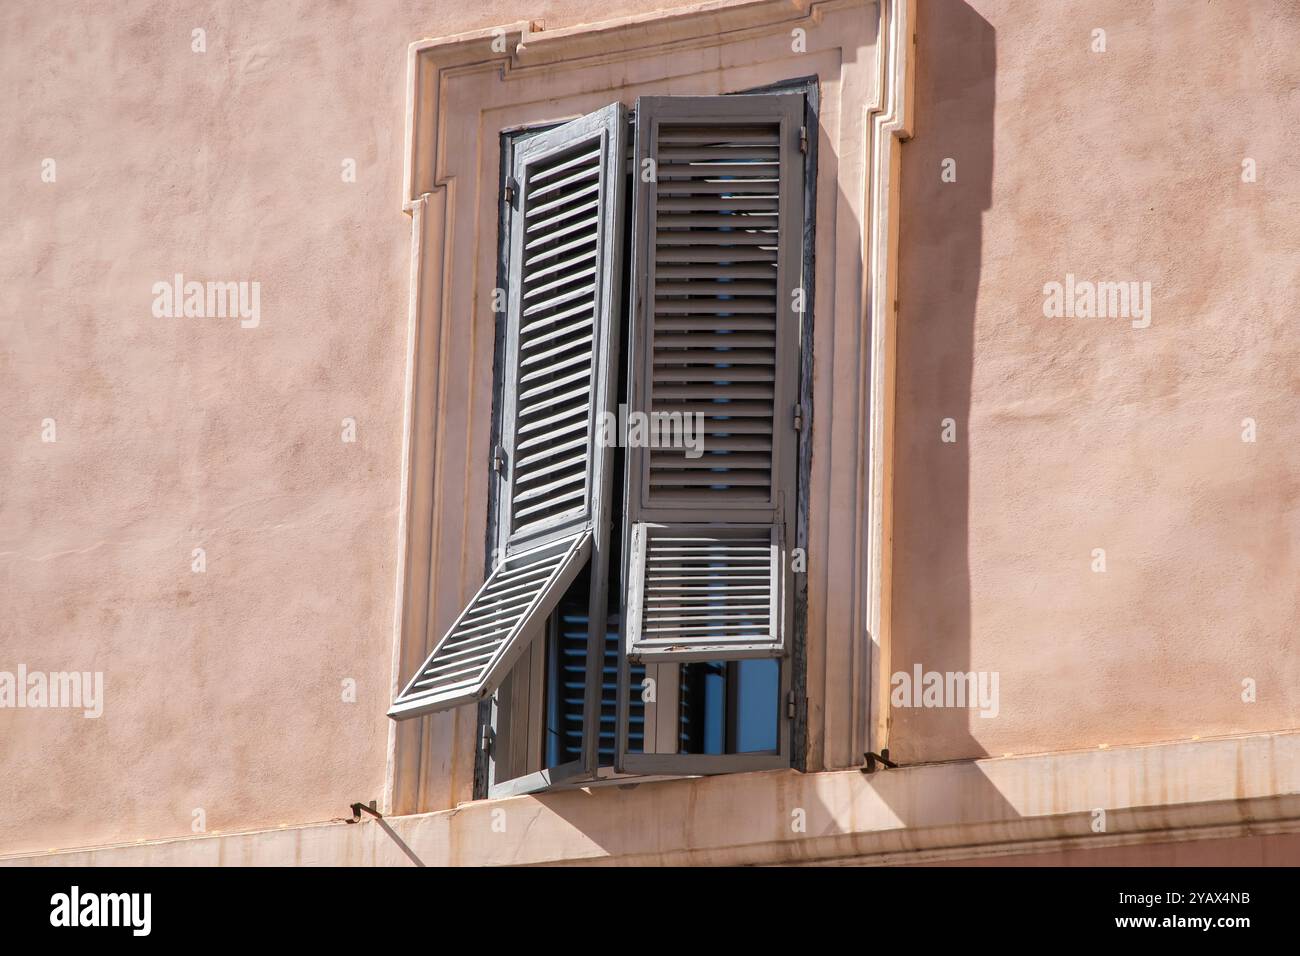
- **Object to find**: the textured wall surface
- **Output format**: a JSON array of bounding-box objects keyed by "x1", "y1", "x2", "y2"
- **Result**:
[
  {"x1": 0, "y1": 0, "x2": 702, "y2": 856},
  {"x1": 892, "y1": 0, "x2": 1300, "y2": 761}
]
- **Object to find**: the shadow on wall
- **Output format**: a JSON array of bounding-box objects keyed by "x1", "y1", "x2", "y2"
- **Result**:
[{"x1": 889, "y1": 0, "x2": 994, "y2": 769}]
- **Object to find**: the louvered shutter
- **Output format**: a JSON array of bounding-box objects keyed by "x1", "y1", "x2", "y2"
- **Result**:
[
  {"x1": 391, "y1": 103, "x2": 626, "y2": 720},
  {"x1": 624, "y1": 94, "x2": 804, "y2": 663}
]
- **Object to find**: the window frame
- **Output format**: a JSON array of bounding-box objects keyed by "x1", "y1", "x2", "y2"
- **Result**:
[{"x1": 478, "y1": 78, "x2": 818, "y2": 797}]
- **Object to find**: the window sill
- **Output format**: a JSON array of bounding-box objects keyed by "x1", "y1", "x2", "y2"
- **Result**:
[{"x1": 12, "y1": 731, "x2": 1299, "y2": 866}]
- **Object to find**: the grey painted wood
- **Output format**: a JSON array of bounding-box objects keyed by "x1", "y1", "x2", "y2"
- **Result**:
[
  {"x1": 616, "y1": 91, "x2": 807, "y2": 774},
  {"x1": 499, "y1": 103, "x2": 627, "y2": 557},
  {"x1": 483, "y1": 104, "x2": 628, "y2": 788},
  {"x1": 388, "y1": 532, "x2": 592, "y2": 720}
]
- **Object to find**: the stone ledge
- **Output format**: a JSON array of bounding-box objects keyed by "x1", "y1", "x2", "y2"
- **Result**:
[{"x1": 6, "y1": 729, "x2": 1299, "y2": 866}]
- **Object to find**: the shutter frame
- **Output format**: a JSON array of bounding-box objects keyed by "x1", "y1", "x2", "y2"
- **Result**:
[
  {"x1": 626, "y1": 522, "x2": 786, "y2": 662},
  {"x1": 389, "y1": 532, "x2": 592, "y2": 719},
  {"x1": 392, "y1": 104, "x2": 626, "y2": 722},
  {"x1": 627, "y1": 94, "x2": 804, "y2": 527},
  {"x1": 623, "y1": 93, "x2": 804, "y2": 663},
  {"x1": 499, "y1": 103, "x2": 627, "y2": 555}
]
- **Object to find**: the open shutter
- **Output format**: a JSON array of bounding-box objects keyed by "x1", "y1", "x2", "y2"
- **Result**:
[
  {"x1": 625, "y1": 523, "x2": 784, "y2": 662},
  {"x1": 624, "y1": 94, "x2": 804, "y2": 663},
  {"x1": 500, "y1": 104, "x2": 627, "y2": 551},
  {"x1": 388, "y1": 534, "x2": 592, "y2": 717},
  {"x1": 391, "y1": 103, "x2": 626, "y2": 721}
]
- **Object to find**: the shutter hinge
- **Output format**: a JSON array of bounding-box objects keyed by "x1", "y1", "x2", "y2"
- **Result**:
[
  {"x1": 799, "y1": 125, "x2": 808, "y2": 154},
  {"x1": 480, "y1": 724, "x2": 494, "y2": 757},
  {"x1": 491, "y1": 444, "x2": 506, "y2": 475},
  {"x1": 786, "y1": 690, "x2": 797, "y2": 719},
  {"x1": 503, "y1": 177, "x2": 517, "y2": 206},
  {"x1": 792, "y1": 404, "x2": 804, "y2": 432}
]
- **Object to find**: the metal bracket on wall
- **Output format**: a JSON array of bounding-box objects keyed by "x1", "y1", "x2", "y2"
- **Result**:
[
  {"x1": 347, "y1": 800, "x2": 382, "y2": 824},
  {"x1": 860, "y1": 749, "x2": 898, "y2": 774}
]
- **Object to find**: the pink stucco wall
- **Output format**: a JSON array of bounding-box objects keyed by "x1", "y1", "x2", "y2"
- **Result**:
[
  {"x1": 2, "y1": 0, "x2": 1297, "y2": 859},
  {"x1": 891, "y1": 0, "x2": 1300, "y2": 762},
  {"x1": 0, "y1": 0, "x2": 704, "y2": 857}
]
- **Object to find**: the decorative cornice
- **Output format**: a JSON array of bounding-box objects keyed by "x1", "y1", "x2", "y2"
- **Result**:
[{"x1": 401, "y1": 0, "x2": 843, "y2": 207}]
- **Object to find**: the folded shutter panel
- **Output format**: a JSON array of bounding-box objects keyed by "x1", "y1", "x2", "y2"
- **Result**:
[
  {"x1": 391, "y1": 103, "x2": 626, "y2": 721},
  {"x1": 624, "y1": 94, "x2": 804, "y2": 663},
  {"x1": 626, "y1": 523, "x2": 783, "y2": 662},
  {"x1": 388, "y1": 534, "x2": 592, "y2": 718}
]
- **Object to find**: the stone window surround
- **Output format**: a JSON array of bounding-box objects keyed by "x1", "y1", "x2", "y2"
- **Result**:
[{"x1": 387, "y1": 0, "x2": 915, "y2": 814}]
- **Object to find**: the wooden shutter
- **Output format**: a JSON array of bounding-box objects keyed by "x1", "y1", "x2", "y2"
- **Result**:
[
  {"x1": 625, "y1": 523, "x2": 784, "y2": 661},
  {"x1": 624, "y1": 94, "x2": 804, "y2": 662},
  {"x1": 389, "y1": 534, "x2": 591, "y2": 717},
  {"x1": 500, "y1": 103, "x2": 627, "y2": 551},
  {"x1": 391, "y1": 104, "x2": 626, "y2": 720}
]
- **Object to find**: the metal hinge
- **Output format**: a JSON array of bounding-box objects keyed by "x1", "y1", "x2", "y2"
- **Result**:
[
  {"x1": 799, "y1": 125, "x2": 808, "y2": 154},
  {"x1": 491, "y1": 444, "x2": 506, "y2": 474},
  {"x1": 792, "y1": 404, "x2": 804, "y2": 431},
  {"x1": 786, "y1": 690, "x2": 797, "y2": 719},
  {"x1": 480, "y1": 724, "x2": 494, "y2": 757},
  {"x1": 503, "y1": 177, "x2": 517, "y2": 206}
]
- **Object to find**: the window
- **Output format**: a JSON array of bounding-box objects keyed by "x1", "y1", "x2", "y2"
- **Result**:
[{"x1": 391, "y1": 84, "x2": 814, "y2": 796}]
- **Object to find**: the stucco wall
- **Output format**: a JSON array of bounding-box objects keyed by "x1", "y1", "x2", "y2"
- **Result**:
[
  {"x1": 0, "y1": 0, "x2": 703, "y2": 857},
  {"x1": 892, "y1": 0, "x2": 1300, "y2": 761}
]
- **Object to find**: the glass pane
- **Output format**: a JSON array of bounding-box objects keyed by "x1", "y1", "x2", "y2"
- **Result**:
[{"x1": 679, "y1": 659, "x2": 779, "y2": 755}]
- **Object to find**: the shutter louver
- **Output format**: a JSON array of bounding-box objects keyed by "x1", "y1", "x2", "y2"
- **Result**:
[
  {"x1": 389, "y1": 534, "x2": 592, "y2": 718},
  {"x1": 502, "y1": 105, "x2": 626, "y2": 549},
  {"x1": 626, "y1": 523, "x2": 783, "y2": 661},
  {"x1": 649, "y1": 121, "x2": 781, "y2": 503},
  {"x1": 391, "y1": 103, "x2": 626, "y2": 721},
  {"x1": 624, "y1": 94, "x2": 804, "y2": 663}
]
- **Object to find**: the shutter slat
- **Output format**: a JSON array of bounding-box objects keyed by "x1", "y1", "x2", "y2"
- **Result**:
[
  {"x1": 525, "y1": 212, "x2": 600, "y2": 250},
  {"x1": 656, "y1": 128, "x2": 779, "y2": 144},
  {"x1": 525, "y1": 179, "x2": 601, "y2": 219},
  {"x1": 656, "y1": 214, "x2": 777, "y2": 228},
  {"x1": 519, "y1": 312, "x2": 593, "y2": 349},
  {"x1": 525, "y1": 201, "x2": 600, "y2": 238},
  {"x1": 516, "y1": 400, "x2": 591, "y2": 439},
  {"x1": 528, "y1": 146, "x2": 602, "y2": 184},
  {"x1": 656, "y1": 230, "x2": 775, "y2": 246},
  {"x1": 519, "y1": 347, "x2": 591, "y2": 384},
  {"x1": 524, "y1": 230, "x2": 598, "y2": 268},
  {"x1": 526, "y1": 162, "x2": 600, "y2": 201},
  {"x1": 656, "y1": 197, "x2": 780, "y2": 212},
  {"x1": 656, "y1": 247, "x2": 777, "y2": 262},
  {"x1": 525, "y1": 247, "x2": 599, "y2": 286},
  {"x1": 656, "y1": 264, "x2": 777, "y2": 279},
  {"x1": 521, "y1": 332, "x2": 595, "y2": 370},
  {"x1": 650, "y1": 367, "x2": 775, "y2": 382},
  {"x1": 514, "y1": 488, "x2": 586, "y2": 521},
  {"x1": 656, "y1": 181, "x2": 778, "y2": 195},
  {"x1": 655, "y1": 281, "x2": 776, "y2": 296},
  {"x1": 657, "y1": 146, "x2": 780, "y2": 161},
  {"x1": 659, "y1": 163, "x2": 778, "y2": 178}
]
